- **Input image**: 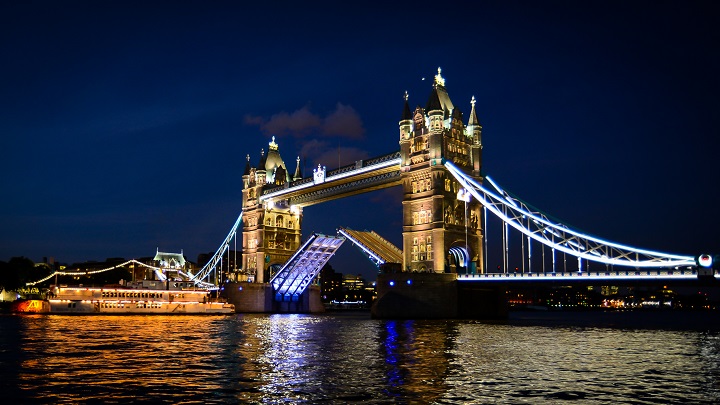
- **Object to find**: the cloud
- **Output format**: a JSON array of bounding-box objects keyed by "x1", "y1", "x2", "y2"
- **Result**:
[
  {"x1": 243, "y1": 114, "x2": 264, "y2": 126},
  {"x1": 322, "y1": 103, "x2": 365, "y2": 139},
  {"x1": 298, "y1": 139, "x2": 329, "y2": 161},
  {"x1": 245, "y1": 103, "x2": 365, "y2": 140},
  {"x1": 264, "y1": 106, "x2": 322, "y2": 137}
]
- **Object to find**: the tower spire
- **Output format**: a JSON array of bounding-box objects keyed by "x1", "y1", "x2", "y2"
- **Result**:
[
  {"x1": 243, "y1": 154, "x2": 251, "y2": 176},
  {"x1": 467, "y1": 95, "x2": 482, "y2": 146},
  {"x1": 468, "y1": 96, "x2": 479, "y2": 126},
  {"x1": 293, "y1": 156, "x2": 302, "y2": 181},
  {"x1": 401, "y1": 91, "x2": 412, "y2": 121},
  {"x1": 434, "y1": 67, "x2": 445, "y2": 88}
]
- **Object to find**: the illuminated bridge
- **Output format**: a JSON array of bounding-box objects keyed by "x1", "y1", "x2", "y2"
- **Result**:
[
  {"x1": 187, "y1": 69, "x2": 716, "y2": 309},
  {"x1": 28, "y1": 69, "x2": 716, "y2": 317}
]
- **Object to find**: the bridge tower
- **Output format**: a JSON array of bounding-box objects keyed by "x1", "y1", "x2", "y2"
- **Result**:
[
  {"x1": 399, "y1": 69, "x2": 485, "y2": 274},
  {"x1": 240, "y1": 137, "x2": 303, "y2": 283}
]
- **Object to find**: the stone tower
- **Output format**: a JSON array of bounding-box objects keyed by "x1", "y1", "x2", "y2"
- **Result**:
[
  {"x1": 241, "y1": 137, "x2": 303, "y2": 283},
  {"x1": 399, "y1": 68, "x2": 485, "y2": 274}
]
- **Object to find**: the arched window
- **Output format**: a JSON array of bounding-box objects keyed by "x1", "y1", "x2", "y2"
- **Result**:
[{"x1": 276, "y1": 215, "x2": 284, "y2": 228}]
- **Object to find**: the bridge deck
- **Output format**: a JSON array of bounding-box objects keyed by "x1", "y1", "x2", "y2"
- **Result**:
[{"x1": 457, "y1": 268, "x2": 715, "y2": 282}]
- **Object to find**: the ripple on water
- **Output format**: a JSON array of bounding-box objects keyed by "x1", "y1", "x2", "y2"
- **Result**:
[{"x1": 1, "y1": 313, "x2": 719, "y2": 404}]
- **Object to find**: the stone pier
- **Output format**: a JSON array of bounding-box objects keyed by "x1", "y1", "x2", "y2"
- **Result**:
[{"x1": 371, "y1": 273, "x2": 507, "y2": 319}]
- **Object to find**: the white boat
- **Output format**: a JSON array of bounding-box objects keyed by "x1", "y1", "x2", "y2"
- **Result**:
[{"x1": 44, "y1": 280, "x2": 235, "y2": 314}]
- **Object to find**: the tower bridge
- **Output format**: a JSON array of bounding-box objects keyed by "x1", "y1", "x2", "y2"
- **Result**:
[
  {"x1": 22, "y1": 69, "x2": 716, "y2": 317},
  {"x1": 194, "y1": 69, "x2": 716, "y2": 317}
]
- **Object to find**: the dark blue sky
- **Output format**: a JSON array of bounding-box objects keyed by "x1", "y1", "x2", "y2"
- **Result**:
[{"x1": 2, "y1": 1, "x2": 719, "y2": 279}]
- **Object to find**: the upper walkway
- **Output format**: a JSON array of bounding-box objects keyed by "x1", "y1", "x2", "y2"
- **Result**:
[{"x1": 259, "y1": 152, "x2": 401, "y2": 207}]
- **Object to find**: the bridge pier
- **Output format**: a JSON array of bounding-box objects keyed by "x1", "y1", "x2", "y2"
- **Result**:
[
  {"x1": 371, "y1": 273, "x2": 507, "y2": 319},
  {"x1": 225, "y1": 283, "x2": 325, "y2": 314}
]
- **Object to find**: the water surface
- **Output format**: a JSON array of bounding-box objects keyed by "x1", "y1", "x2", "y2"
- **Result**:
[{"x1": 1, "y1": 312, "x2": 718, "y2": 404}]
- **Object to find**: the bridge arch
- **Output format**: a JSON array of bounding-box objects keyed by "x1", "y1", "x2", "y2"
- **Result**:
[{"x1": 448, "y1": 245, "x2": 470, "y2": 273}]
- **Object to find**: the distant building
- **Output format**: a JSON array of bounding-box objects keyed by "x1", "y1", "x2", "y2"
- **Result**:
[
  {"x1": 319, "y1": 264, "x2": 343, "y2": 302},
  {"x1": 342, "y1": 274, "x2": 365, "y2": 291}
]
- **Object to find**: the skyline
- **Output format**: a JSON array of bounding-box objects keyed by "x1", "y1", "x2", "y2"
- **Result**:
[{"x1": 2, "y1": 1, "x2": 719, "y2": 280}]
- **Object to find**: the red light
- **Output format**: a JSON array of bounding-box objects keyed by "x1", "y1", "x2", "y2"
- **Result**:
[{"x1": 698, "y1": 254, "x2": 713, "y2": 267}]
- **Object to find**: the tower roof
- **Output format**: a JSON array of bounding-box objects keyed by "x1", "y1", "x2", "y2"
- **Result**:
[
  {"x1": 452, "y1": 106, "x2": 463, "y2": 120},
  {"x1": 468, "y1": 96, "x2": 481, "y2": 126},
  {"x1": 401, "y1": 91, "x2": 412, "y2": 121},
  {"x1": 264, "y1": 136, "x2": 288, "y2": 184},
  {"x1": 426, "y1": 88, "x2": 442, "y2": 112},
  {"x1": 425, "y1": 67, "x2": 454, "y2": 113},
  {"x1": 243, "y1": 154, "x2": 251, "y2": 176},
  {"x1": 258, "y1": 148, "x2": 266, "y2": 171}
]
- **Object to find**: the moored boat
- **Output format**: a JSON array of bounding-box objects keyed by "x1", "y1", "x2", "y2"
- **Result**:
[{"x1": 17, "y1": 280, "x2": 234, "y2": 314}]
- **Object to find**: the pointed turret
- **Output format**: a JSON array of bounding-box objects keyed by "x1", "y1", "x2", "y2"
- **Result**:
[
  {"x1": 399, "y1": 91, "x2": 413, "y2": 142},
  {"x1": 467, "y1": 96, "x2": 483, "y2": 176},
  {"x1": 257, "y1": 148, "x2": 267, "y2": 185},
  {"x1": 293, "y1": 156, "x2": 302, "y2": 181},
  {"x1": 258, "y1": 148, "x2": 266, "y2": 171},
  {"x1": 467, "y1": 96, "x2": 482, "y2": 146},
  {"x1": 274, "y1": 165, "x2": 287, "y2": 186},
  {"x1": 243, "y1": 154, "x2": 251, "y2": 176},
  {"x1": 426, "y1": 87, "x2": 442, "y2": 112},
  {"x1": 242, "y1": 154, "x2": 251, "y2": 189}
]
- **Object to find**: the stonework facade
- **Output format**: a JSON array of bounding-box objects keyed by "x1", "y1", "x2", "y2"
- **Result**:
[
  {"x1": 399, "y1": 69, "x2": 485, "y2": 274},
  {"x1": 241, "y1": 140, "x2": 303, "y2": 283}
]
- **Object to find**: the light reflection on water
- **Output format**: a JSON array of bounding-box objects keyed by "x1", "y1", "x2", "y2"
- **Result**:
[{"x1": 0, "y1": 312, "x2": 718, "y2": 404}]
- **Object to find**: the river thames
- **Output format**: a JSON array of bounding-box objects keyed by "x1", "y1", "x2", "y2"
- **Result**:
[{"x1": 1, "y1": 311, "x2": 718, "y2": 404}]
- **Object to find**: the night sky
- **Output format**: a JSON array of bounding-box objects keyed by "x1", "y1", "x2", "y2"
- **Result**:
[{"x1": 2, "y1": 1, "x2": 719, "y2": 280}]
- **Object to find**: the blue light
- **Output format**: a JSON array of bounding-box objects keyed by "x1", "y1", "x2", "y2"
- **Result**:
[
  {"x1": 238, "y1": 286, "x2": 243, "y2": 291},
  {"x1": 406, "y1": 279, "x2": 412, "y2": 285},
  {"x1": 389, "y1": 281, "x2": 395, "y2": 287}
]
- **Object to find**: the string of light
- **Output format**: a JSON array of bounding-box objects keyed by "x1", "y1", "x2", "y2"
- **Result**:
[{"x1": 26, "y1": 259, "x2": 162, "y2": 286}]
